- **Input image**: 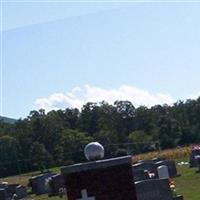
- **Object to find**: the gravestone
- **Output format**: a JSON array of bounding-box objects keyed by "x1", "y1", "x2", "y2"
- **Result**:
[
  {"x1": 132, "y1": 162, "x2": 158, "y2": 178},
  {"x1": 135, "y1": 178, "x2": 173, "y2": 200},
  {"x1": 0, "y1": 188, "x2": 7, "y2": 200},
  {"x1": 15, "y1": 185, "x2": 27, "y2": 199},
  {"x1": 189, "y1": 146, "x2": 200, "y2": 168},
  {"x1": 156, "y1": 160, "x2": 179, "y2": 178},
  {"x1": 7, "y1": 184, "x2": 18, "y2": 197},
  {"x1": 132, "y1": 169, "x2": 150, "y2": 182},
  {"x1": 152, "y1": 157, "x2": 165, "y2": 163},
  {"x1": 0, "y1": 183, "x2": 8, "y2": 190},
  {"x1": 62, "y1": 142, "x2": 137, "y2": 200},
  {"x1": 157, "y1": 165, "x2": 169, "y2": 179},
  {"x1": 48, "y1": 173, "x2": 66, "y2": 196},
  {"x1": 196, "y1": 157, "x2": 200, "y2": 173},
  {"x1": 0, "y1": 184, "x2": 27, "y2": 200},
  {"x1": 29, "y1": 173, "x2": 55, "y2": 195},
  {"x1": 137, "y1": 160, "x2": 155, "y2": 164},
  {"x1": 135, "y1": 157, "x2": 165, "y2": 165}
]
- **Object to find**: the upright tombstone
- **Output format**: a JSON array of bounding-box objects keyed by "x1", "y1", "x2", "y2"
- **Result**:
[
  {"x1": 156, "y1": 160, "x2": 179, "y2": 178},
  {"x1": 135, "y1": 179, "x2": 173, "y2": 200},
  {"x1": 196, "y1": 158, "x2": 200, "y2": 173},
  {"x1": 15, "y1": 185, "x2": 27, "y2": 199},
  {"x1": 29, "y1": 173, "x2": 55, "y2": 195},
  {"x1": 132, "y1": 162, "x2": 158, "y2": 178},
  {"x1": 157, "y1": 165, "x2": 169, "y2": 179},
  {"x1": 48, "y1": 173, "x2": 66, "y2": 196},
  {"x1": 152, "y1": 157, "x2": 165, "y2": 163},
  {"x1": 6, "y1": 184, "x2": 18, "y2": 197},
  {"x1": 189, "y1": 145, "x2": 200, "y2": 168},
  {"x1": 0, "y1": 188, "x2": 7, "y2": 200},
  {"x1": 61, "y1": 142, "x2": 138, "y2": 200},
  {"x1": 132, "y1": 169, "x2": 150, "y2": 182}
]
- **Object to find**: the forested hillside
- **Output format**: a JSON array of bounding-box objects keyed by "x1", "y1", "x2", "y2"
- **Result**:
[{"x1": 0, "y1": 98, "x2": 200, "y2": 177}]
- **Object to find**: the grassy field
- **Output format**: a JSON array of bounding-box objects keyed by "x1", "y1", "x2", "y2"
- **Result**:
[
  {"x1": 1, "y1": 147, "x2": 199, "y2": 200},
  {"x1": 174, "y1": 163, "x2": 200, "y2": 200}
]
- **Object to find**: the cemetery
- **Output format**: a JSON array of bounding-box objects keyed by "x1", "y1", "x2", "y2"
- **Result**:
[{"x1": 0, "y1": 143, "x2": 199, "y2": 200}]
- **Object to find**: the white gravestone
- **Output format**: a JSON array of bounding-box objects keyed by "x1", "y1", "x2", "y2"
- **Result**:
[
  {"x1": 77, "y1": 189, "x2": 95, "y2": 200},
  {"x1": 157, "y1": 165, "x2": 169, "y2": 179}
]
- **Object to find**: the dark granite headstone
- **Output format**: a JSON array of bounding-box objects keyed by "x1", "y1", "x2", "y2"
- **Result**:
[
  {"x1": 135, "y1": 178, "x2": 173, "y2": 200},
  {"x1": 29, "y1": 173, "x2": 55, "y2": 195},
  {"x1": 132, "y1": 169, "x2": 150, "y2": 182},
  {"x1": 0, "y1": 188, "x2": 7, "y2": 200},
  {"x1": 137, "y1": 160, "x2": 155, "y2": 164},
  {"x1": 189, "y1": 149, "x2": 200, "y2": 168},
  {"x1": 0, "y1": 184, "x2": 8, "y2": 190},
  {"x1": 15, "y1": 185, "x2": 27, "y2": 199},
  {"x1": 132, "y1": 162, "x2": 158, "y2": 178},
  {"x1": 7, "y1": 184, "x2": 18, "y2": 196},
  {"x1": 152, "y1": 157, "x2": 165, "y2": 163},
  {"x1": 156, "y1": 160, "x2": 179, "y2": 178},
  {"x1": 48, "y1": 173, "x2": 66, "y2": 196},
  {"x1": 61, "y1": 156, "x2": 138, "y2": 200}
]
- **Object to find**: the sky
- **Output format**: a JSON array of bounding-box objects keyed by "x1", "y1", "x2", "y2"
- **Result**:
[{"x1": 1, "y1": 1, "x2": 200, "y2": 119}]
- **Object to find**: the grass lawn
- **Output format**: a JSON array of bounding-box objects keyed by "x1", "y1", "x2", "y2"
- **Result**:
[{"x1": 174, "y1": 163, "x2": 200, "y2": 200}]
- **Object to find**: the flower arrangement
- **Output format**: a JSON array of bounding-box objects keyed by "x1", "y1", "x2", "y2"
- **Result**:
[{"x1": 169, "y1": 179, "x2": 178, "y2": 197}]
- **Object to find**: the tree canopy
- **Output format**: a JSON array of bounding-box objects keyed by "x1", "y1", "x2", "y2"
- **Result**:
[{"x1": 0, "y1": 98, "x2": 200, "y2": 177}]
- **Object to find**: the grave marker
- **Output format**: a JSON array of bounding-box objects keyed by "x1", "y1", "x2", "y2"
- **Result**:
[
  {"x1": 29, "y1": 173, "x2": 55, "y2": 195},
  {"x1": 132, "y1": 162, "x2": 158, "y2": 178},
  {"x1": 156, "y1": 160, "x2": 179, "y2": 178},
  {"x1": 157, "y1": 165, "x2": 169, "y2": 179},
  {"x1": 132, "y1": 169, "x2": 150, "y2": 182},
  {"x1": 0, "y1": 188, "x2": 7, "y2": 200},
  {"x1": 135, "y1": 178, "x2": 173, "y2": 200},
  {"x1": 62, "y1": 142, "x2": 138, "y2": 200}
]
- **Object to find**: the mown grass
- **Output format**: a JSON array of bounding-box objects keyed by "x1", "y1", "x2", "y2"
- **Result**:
[{"x1": 174, "y1": 163, "x2": 200, "y2": 200}]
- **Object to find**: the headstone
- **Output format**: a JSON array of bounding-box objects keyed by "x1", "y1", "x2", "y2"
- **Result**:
[
  {"x1": 152, "y1": 157, "x2": 165, "y2": 163},
  {"x1": 132, "y1": 162, "x2": 158, "y2": 178},
  {"x1": 135, "y1": 157, "x2": 165, "y2": 165},
  {"x1": 137, "y1": 160, "x2": 155, "y2": 164},
  {"x1": 189, "y1": 145, "x2": 200, "y2": 167},
  {"x1": 15, "y1": 185, "x2": 27, "y2": 199},
  {"x1": 157, "y1": 165, "x2": 169, "y2": 179},
  {"x1": 156, "y1": 160, "x2": 179, "y2": 178},
  {"x1": 48, "y1": 173, "x2": 66, "y2": 196},
  {"x1": 0, "y1": 188, "x2": 7, "y2": 200},
  {"x1": 61, "y1": 156, "x2": 138, "y2": 200},
  {"x1": 29, "y1": 173, "x2": 55, "y2": 195},
  {"x1": 0, "y1": 183, "x2": 8, "y2": 190},
  {"x1": 132, "y1": 169, "x2": 150, "y2": 182},
  {"x1": 7, "y1": 184, "x2": 18, "y2": 197},
  {"x1": 135, "y1": 178, "x2": 173, "y2": 200},
  {"x1": 196, "y1": 157, "x2": 200, "y2": 173}
]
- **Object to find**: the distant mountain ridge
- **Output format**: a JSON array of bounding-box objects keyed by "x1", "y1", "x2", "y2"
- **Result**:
[{"x1": 0, "y1": 116, "x2": 17, "y2": 124}]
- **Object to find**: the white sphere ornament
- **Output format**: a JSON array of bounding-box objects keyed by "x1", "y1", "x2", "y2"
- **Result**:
[{"x1": 84, "y1": 142, "x2": 105, "y2": 161}]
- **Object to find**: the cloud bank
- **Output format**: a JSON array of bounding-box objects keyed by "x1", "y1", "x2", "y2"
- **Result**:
[{"x1": 34, "y1": 85, "x2": 174, "y2": 112}]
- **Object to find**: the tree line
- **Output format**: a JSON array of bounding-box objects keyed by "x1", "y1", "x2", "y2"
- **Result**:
[{"x1": 0, "y1": 98, "x2": 200, "y2": 177}]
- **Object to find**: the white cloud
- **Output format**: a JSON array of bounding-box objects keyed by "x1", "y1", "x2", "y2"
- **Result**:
[
  {"x1": 34, "y1": 84, "x2": 174, "y2": 112},
  {"x1": 187, "y1": 93, "x2": 200, "y2": 100}
]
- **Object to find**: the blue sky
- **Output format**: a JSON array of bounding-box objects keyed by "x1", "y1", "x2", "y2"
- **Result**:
[{"x1": 1, "y1": 1, "x2": 200, "y2": 118}]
